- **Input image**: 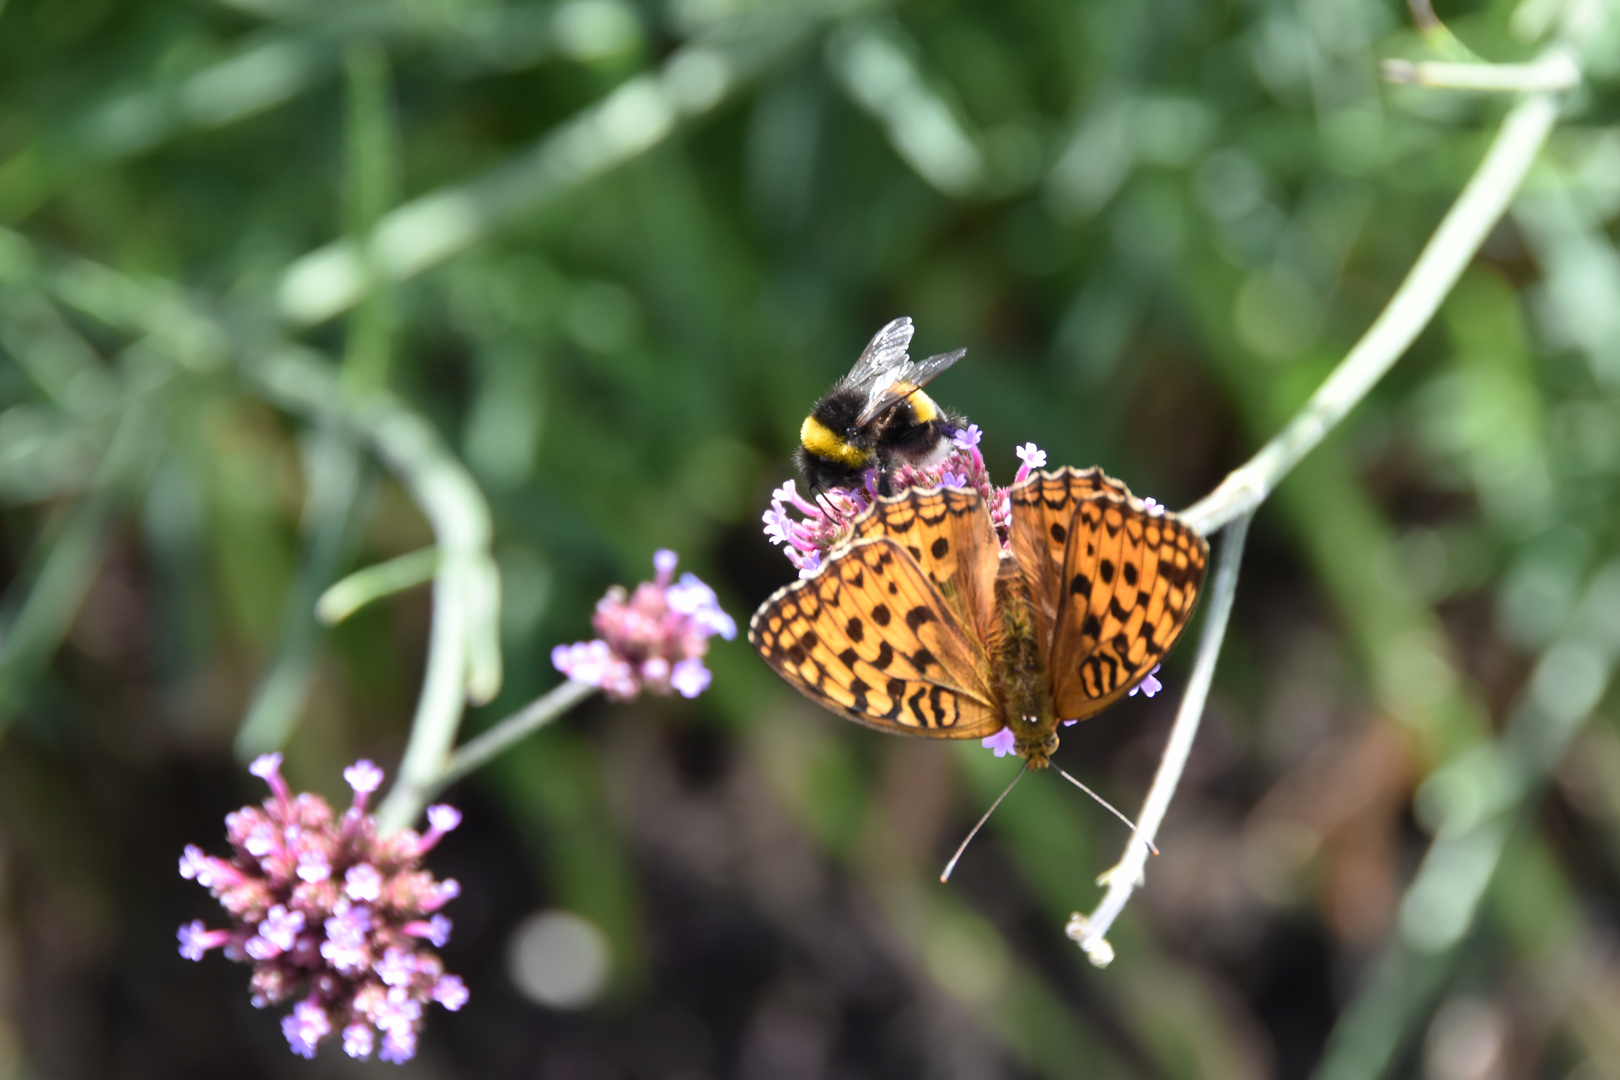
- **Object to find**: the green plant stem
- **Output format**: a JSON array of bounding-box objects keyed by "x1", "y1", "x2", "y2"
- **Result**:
[
  {"x1": 408, "y1": 679, "x2": 600, "y2": 807},
  {"x1": 248, "y1": 347, "x2": 501, "y2": 833},
  {"x1": 1179, "y1": 77, "x2": 1564, "y2": 537},
  {"x1": 1381, "y1": 51, "x2": 1579, "y2": 91},
  {"x1": 316, "y1": 546, "x2": 438, "y2": 624},
  {"x1": 1067, "y1": 511, "x2": 1251, "y2": 967},
  {"x1": 1076, "y1": 69, "x2": 1570, "y2": 965}
]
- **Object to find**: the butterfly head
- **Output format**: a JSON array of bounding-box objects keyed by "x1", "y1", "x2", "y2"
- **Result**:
[{"x1": 1012, "y1": 721, "x2": 1059, "y2": 770}]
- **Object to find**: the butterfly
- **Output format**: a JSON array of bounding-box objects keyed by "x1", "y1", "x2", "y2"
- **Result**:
[
  {"x1": 795, "y1": 316, "x2": 968, "y2": 494},
  {"x1": 749, "y1": 467, "x2": 1208, "y2": 768}
]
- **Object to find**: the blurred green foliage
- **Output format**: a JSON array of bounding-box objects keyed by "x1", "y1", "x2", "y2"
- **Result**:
[{"x1": 2, "y1": 0, "x2": 1620, "y2": 1076}]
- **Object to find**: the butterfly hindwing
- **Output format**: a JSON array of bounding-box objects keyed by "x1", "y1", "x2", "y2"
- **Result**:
[{"x1": 750, "y1": 490, "x2": 1004, "y2": 739}]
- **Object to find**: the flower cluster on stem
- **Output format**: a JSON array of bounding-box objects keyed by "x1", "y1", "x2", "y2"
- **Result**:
[
  {"x1": 763, "y1": 425, "x2": 1041, "y2": 578},
  {"x1": 178, "y1": 755, "x2": 467, "y2": 1064},
  {"x1": 552, "y1": 550, "x2": 737, "y2": 699}
]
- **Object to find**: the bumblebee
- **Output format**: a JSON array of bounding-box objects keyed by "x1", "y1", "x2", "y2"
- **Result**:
[{"x1": 795, "y1": 316, "x2": 968, "y2": 493}]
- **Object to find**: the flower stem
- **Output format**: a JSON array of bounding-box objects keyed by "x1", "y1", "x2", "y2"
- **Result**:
[
  {"x1": 1380, "y1": 51, "x2": 1578, "y2": 92},
  {"x1": 1179, "y1": 78, "x2": 1564, "y2": 538},
  {"x1": 316, "y1": 547, "x2": 439, "y2": 625},
  {"x1": 382, "y1": 680, "x2": 600, "y2": 821},
  {"x1": 1078, "y1": 67, "x2": 1571, "y2": 964},
  {"x1": 1067, "y1": 511, "x2": 1251, "y2": 966}
]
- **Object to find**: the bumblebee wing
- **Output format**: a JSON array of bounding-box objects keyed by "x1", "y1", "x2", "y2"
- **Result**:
[
  {"x1": 854, "y1": 348, "x2": 967, "y2": 427},
  {"x1": 842, "y1": 316, "x2": 916, "y2": 389}
]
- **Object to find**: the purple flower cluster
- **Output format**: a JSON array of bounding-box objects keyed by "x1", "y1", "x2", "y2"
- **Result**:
[
  {"x1": 764, "y1": 425, "x2": 1042, "y2": 576},
  {"x1": 177, "y1": 755, "x2": 467, "y2": 1064},
  {"x1": 761, "y1": 478, "x2": 874, "y2": 577},
  {"x1": 893, "y1": 424, "x2": 1015, "y2": 539},
  {"x1": 552, "y1": 550, "x2": 737, "y2": 700}
]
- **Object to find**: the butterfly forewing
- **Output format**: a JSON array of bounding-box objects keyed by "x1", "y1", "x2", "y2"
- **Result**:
[
  {"x1": 749, "y1": 496, "x2": 1004, "y2": 739},
  {"x1": 1008, "y1": 468, "x2": 1210, "y2": 721},
  {"x1": 1007, "y1": 467, "x2": 1131, "y2": 657},
  {"x1": 848, "y1": 486, "x2": 1001, "y2": 645}
]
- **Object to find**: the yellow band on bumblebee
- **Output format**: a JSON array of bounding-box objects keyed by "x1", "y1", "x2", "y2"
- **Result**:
[
  {"x1": 800, "y1": 416, "x2": 873, "y2": 468},
  {"x1": 897, "y1": 383, "x2": 939, "y2": 424}
]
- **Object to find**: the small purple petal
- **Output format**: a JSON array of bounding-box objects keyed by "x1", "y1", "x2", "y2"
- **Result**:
[
  {"x1": 177, "y1": 920, "x2": 225, "y2": 961},
  {"x1": 243, "y1": 820, "x2": 277, "y2": 858},
  {"x1": 981, "y1": 728, "x2": 1017, "y2": 758},
  {"x1": 405, "y1": 914, "x2": 452, "y2": 948},
  {"x1": 953, "y1": 424, "x2": 983, "y2": 449},
  {"x1": 426, "y1": 804, "x2": 462, "y2": 834},
  {"x1": 344, "y1": 759, "x2": 384, "y2": 795},
  {"x1": 282, "y1": 999, "x2": 331, "y2": 1059},
  {"x1": 375, "y1": 947, "x2": 418, "y2": 987},
  {"x1": 343, "y1": 1023, "x2": 376, "y2": 1060},
  {"x1": 653, "y1": 549, "x2": 679, "y2": 578},
  {"x1": 373, "y1": 986, "x2": 423, "y2": 1036},
  {"x1": 245, "y1": 934, "x2": 280, "y2": 960},
  {"x1": 321, "y1": 903, "x2": 373, "y2": 974},
  {"x1": 296, "y1": 849, "x2": 331, "y2": 883},
  {"x1": 1128, "y1": 664, "x2": 1163, "y2": 698},
  {"x1": 1014, "y1": 443, "x2": 1047, "y2": 469},
  {"x1": 553, "y1": 639, "x2": 615, "y2": 687},
  {"x1": 671, "y1": 657, "x2": 712, "y2": 699},
  {"x1": 434, "y1": 975, "x2": 469, "y2": 1011},
  {"x1": 665, "y1": 574, "x2": 717, "y2": 616},
  {"x1": 179, "y1": 845, "x2": 208, "y2": 880},
  {"x1": 423, "y1": 877, "x2": 461, "y2": 912},
  {"x1": 345, "y1": 863, "x2": 383, "y2": 902},
  {"x1": 248, "y1": 753, "x2": 282, "y2": 780},
  {"x1": 762, "y1": 505, "x2": 794, "y2": 545},
  {"x1": 378, "y1": 1028, "x2": 417, "y2": 1065},
  {"x1": 262, "y1": 905, "x2": 304, "y2": 949}
]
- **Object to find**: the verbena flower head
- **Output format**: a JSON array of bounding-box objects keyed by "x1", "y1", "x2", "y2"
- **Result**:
[
  {"x1": 768, "y1": 427, "x2": 1042, "y2": 572},
  {"x1": 761, "y1": 478, "x2": 874, "y2": 577},
  {"x1": 552, "y1": 549, "x2": 737, "y2": 700},
  {"x1": 178, "y1": 755, "x2": 466, "y2": 1064}
]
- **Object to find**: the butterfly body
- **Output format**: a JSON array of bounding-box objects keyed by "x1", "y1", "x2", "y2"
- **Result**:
[
  {"x1": 796, "y1": 316, "x2": 968, "y2": 493},
  {"x1": 750, "y1": 469, "x2": 1208, "y2": 766},
  {"x1": 987, "y1": 564, "x2": 1062, "y2": 767}
]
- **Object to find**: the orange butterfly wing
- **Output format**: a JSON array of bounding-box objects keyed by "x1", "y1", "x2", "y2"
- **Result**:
[
  {"x1": 1008, "y1": 467, "x2": 1209, "y2": 721},
  {"x1": 750, "y1": 487, "x2": 1005, "y2": 739}
]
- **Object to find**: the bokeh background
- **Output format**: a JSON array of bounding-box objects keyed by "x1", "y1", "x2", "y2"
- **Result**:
[{"x1": 3, "y1": 0, "x2": 1620, "y2": 1076}]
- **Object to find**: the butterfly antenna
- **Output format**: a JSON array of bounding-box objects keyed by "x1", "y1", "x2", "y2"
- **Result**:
[
  {"x1": 940, "y1": 762, "x2": 1028, "y2": 883},
  {"x1": 1053, "y1": 766, "x2": 1159, "y2": 856}
]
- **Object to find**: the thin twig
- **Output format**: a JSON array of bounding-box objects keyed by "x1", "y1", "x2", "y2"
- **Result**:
[
  {"x1": 1179, "y1": 77, "x2": 1565, "y2": 538},
  {"x1": 1380, "y1": 53, "x2": 1579, "y2": 92},
  {"x1": 1070, "y1": 65, "x2": 1570, "y2": 967},
  {"x1": 316, "y1": 547, "x2": 439, "y2": 625},
  {"x1": 1066, "y1": 512, "x2": 1251, "y2": 967},
  {"x1": 421, "y1": 679, "x2": 600, "y2": 800}
]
